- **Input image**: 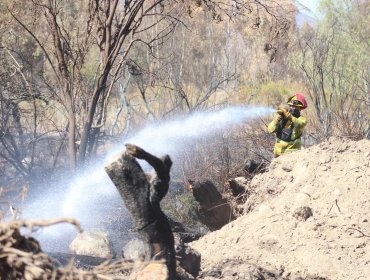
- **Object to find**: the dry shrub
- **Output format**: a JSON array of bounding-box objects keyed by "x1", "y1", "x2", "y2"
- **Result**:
[
  {"x1": 0, "y1": 218, "x2": 167, "y2": 280},
  {"x1": 175, "y1": 120, "x2": 273, "y2": 191},
  {"x1": 0, "y1": 179, "x2": 28, "y2": 221},
  {"x1": 161, "y1": 120, "x2": 273, "y2": 224}
]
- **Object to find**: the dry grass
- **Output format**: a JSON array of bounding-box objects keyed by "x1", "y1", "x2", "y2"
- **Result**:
[{"x1": 0, "y1": 218, "x2": 168, "y2": 280}]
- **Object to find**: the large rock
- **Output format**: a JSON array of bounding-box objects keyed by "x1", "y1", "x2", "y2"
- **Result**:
[
  {"x1": 47, "y1": 252, "x2": 107, "y2": 269},
  {"x1": 69, "y1": 230, "x2": 114, "y2": 258},
  {"x1": 122, "y1": 238, "x2": 147, "y2": 260}
]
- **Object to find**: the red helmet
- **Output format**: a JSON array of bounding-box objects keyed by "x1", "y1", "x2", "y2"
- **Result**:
[{"x1": 287, "y1": 93, "x2": 307, "y2": 109}]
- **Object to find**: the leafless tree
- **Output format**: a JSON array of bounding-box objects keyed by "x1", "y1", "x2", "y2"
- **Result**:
[
  {"x1": 296, "y1": 14, "x2": 369, "y2": 139},
  {"x1": 2, "y1": 0, "x2": 294, "y2": 177},
  {"x1": 7, "y1": 0, "x2": 183, "y2": 168}
]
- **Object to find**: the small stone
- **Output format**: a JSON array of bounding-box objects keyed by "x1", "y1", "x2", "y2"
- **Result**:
[
  {"x1": 319, "y1": 155, "x2": 331, "y2": 164},
  {"x1": 332, "y1": 188, "x2": 341, "y2": 196},
  {"x1": 282, "y1": 166, "x2": 293, "y2": 172},
  {"x1": 292, "y1": 206, "x2": 313, "y2": 221}
]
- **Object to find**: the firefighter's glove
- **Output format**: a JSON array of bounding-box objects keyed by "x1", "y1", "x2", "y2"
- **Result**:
[
  {"x1": 277, "y1": 108, "x2": 292, "y2": 120},
  {"x1": 273, "y1": 113, "x2": 282, "y2": 123}
]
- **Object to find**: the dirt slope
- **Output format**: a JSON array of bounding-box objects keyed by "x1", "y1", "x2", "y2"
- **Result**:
[{"x1": 190, "y1": 137, "x2": 370, "y2": 280}]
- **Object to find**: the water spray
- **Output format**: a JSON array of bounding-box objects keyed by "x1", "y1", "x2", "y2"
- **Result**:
[{"x1": 22, "y1": 105, "x2": 273, "y2": 252}]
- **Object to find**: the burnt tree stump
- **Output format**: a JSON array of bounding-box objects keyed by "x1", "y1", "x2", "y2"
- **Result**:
[
  {"x1": 189, "y1": 180, "x2": 236, "y2": 231},
  {"x1": 105, "y1": 144, "x2": 176, "y2": 280}
]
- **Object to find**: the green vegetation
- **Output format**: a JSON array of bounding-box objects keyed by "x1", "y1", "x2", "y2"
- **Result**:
[
  {"x1": 290, "y1": 0, "x2": 369, "y2": 138},
  {"x1": 0, "y1": 0, "x2": 368, "y2": 186}
]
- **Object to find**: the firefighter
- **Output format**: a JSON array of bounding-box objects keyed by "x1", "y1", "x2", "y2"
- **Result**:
[{"x1": 268, "y1": 93, "x2": 308, "y2": 157}]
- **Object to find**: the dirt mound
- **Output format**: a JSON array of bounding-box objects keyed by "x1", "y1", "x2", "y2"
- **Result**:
[{"x1": 190, "y1": 137, "x2": 370, "y2": 279}]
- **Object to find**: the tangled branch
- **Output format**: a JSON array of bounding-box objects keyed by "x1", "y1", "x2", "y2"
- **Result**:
[{"x1": 0, "y1": 218, "x2": 155, "y2": 279}]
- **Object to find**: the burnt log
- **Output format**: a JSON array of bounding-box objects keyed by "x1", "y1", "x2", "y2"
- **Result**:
[
  {"x1": 227, "y1": 177, "x2": 250, "y2": 203},
  {"x1": 243, "y1": 159, "x2": 267, "y2": 175},
  {"x1": 105, "y1": 144, "x2": 176, "y2": 280},
  {"x1": 189, "y1": 180, "x2": 236, "y2": 231}
]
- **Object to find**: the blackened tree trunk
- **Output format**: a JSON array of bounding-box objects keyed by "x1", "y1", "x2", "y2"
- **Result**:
[{"x1": 104, "y1": 144, "x2": 176, "y2": 280}]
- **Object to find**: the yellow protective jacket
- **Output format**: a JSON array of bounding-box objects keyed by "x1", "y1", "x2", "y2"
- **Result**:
[{"x1": 268, "y1": 114, "x2": 307, "y2": 156}]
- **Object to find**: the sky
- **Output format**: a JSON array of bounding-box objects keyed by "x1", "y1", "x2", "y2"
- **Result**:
[{"x1": 296, "y1": 0, "x2": 321, "y2": 16}]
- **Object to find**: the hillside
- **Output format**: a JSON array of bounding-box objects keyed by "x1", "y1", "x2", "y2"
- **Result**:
[{"x1": 190, "y1": 137, "x2": 370, "y2": 279}]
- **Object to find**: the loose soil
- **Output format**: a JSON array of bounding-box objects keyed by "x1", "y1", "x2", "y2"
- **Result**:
[{"x1": 190, "y1": 137, "x2": 370, "y2": 280}]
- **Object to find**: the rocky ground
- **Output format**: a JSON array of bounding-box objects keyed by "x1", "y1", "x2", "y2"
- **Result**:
[{"x1": 190, "y1": 137, "x2": 370, "y2": 280}]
